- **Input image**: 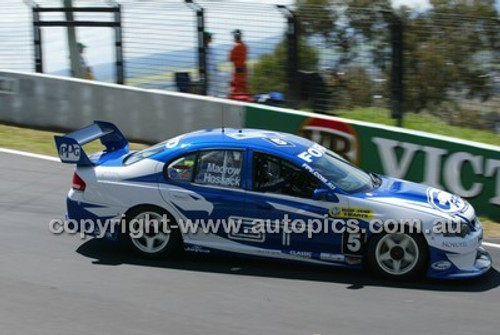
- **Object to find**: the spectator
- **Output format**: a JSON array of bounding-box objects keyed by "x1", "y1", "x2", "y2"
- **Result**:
[
  {"x1": 78, "y1": 42, "x2": 94, "y2": 80},
  {"x1": 228, "y1": 29, "x2": 249, "y2": 96},
  {"x1": 204, "y1": 31, "x2": 219, "y2": 97}
]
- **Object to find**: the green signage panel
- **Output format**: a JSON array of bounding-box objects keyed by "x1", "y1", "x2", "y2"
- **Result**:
[{"x1": 245, "y1": 105, "x2": 500, "y2": 219}]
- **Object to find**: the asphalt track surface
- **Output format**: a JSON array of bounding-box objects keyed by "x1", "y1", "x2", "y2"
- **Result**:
[{"x1": 1, "y1": 151, "x2": 500, "y2": 335}]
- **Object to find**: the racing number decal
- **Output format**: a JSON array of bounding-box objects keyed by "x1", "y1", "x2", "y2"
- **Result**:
[{"x1": 341, "y1": 231, "x2": 367, "y2": 256}]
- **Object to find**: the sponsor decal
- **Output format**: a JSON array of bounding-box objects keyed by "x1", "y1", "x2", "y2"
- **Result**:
[
  {"x1": 301, "y1": 163, "x2": 336, "y2": 190},
  {"x1": 59, "y1": 143, "x2": 81, "y2": 162},
  {"x1": 442, "y1": 241, "x2": 468, "y2": 248},
  {"x1": 169, "y1": 169, "x2": 179, "y2": 178},
  {"x1": 329, "y1": 207, "x2": 374, "y2": 219},
  {"x1": 299, "y1": 118, "x2": 359, "y2": 165},
  {"x1": 297, "y1": 143, "x2": 328, "y2": 163},
  {"x1": 165, "y1": 135, "x2": 183, "y2": 149},
  {"x1": 288, "y1": 250, "x2": 313, "y2": 258},
  {"x1": 227, "y1": 131, "x2": 285, "y2": 141},
  {"x1": 227, "y1": 216, "x2": 266, "y2": 243},
  {"x1": 319, "y1": 253, "x2": 345, "y2": 262},
  {"x1": 256, "y1": 248, "x2": 282, "y2": 256},
  {"x1": 206, "y1": 163, "x2": 241, "y2": 176},
  {"x1": 0, "y1": 77, "x2": 19, "y2": 95},
  {"x1": 345, "y1": 256, "x2": 362, "y2": 265},
  {"x1": 200, "y1": 175, "x2": 240, "y2": 187},
  {"x1": 200, "y1": 163, "x2": 241, "y2": 187},
  {"x1": 264, "y1": 137, "x2": 295, "y2": 147},
  {"x1": 427, "y1": 188, "x2": 467, "y2": 214},
  {"x1": 194, "y1": 159, "x2": 242, "y2": 188},
  {"x1": 431, "y1": 260, "x2": 452, "y2": 271},
  {"x1": 227, "y1": 131, "x2": 269, "y2": 140},
  {"x1": 185, "y1": 245, "x2": 211, "y2": 254},
  {"x1": 371, "y1": 137, "x2": 500, "y2": 208}
]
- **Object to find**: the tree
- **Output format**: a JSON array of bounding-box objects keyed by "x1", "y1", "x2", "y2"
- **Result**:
[
  {"x1": 403, "y1": 1, "x2": 499, "y2": 113},
  {"x1": 250, "y1": 36, "x2": 319, "y2": 94},
  {"x1": 253, "y1": 0, "x2": 500, "y2": 116},
  {"x1": 295, "y1": 0, "x2": 392, "y2": 109},
  {"x1": 297, "y1": 0, "x2": 499, "y2": 111}
]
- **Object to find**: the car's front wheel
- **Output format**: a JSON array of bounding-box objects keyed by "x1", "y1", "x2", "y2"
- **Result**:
[
  {"x1": 367, "y1": 232, "x2": 428, "y2": 280},
  {"x1": 125, "y1": 206, "x2": 181, "y2": 258}
]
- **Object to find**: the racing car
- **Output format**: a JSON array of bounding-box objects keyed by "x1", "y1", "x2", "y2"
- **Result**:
[{"x1": 54, "y1": 121, "x2": 492, "y2": 280}]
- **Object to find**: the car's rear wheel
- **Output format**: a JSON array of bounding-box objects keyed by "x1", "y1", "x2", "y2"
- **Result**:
[
  {"x1": 125, "y1": 206, "x2": 181, "y2": 258},
  {"x1": 367, "y1": 232, "x2": 428, "y2": 280}
]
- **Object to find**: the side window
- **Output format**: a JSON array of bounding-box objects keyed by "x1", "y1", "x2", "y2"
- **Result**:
[
  {"x1": 253, "y1": 152, "x2": 320, "y2": 198},
  {"x1": 167, "y1": 153, "x2": 197, "y2": 182},
  {"x1": 194, "y1": 150, "x2": 243, "y2": 188}
]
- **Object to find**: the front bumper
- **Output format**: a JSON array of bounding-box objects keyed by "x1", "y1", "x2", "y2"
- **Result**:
[{"x1": 427, "y1": 245, "x2": 492, "y2": 279}]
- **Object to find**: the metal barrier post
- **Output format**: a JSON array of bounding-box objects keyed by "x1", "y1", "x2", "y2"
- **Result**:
[
  {"x1": 114, "y1": 2, "x2": 124, "y2": 84},
  {"x1": 32, "y1": 4, "x2": 43, "y2": 73},
  {"x1": 31, "y1": 3, "x2": 123, "y2": 83},
  {"x1": 185, "y1": 0, "x2": 206, "y2": 95},
  {"x1": 390, "y1": 14, "x2": 404, "y2": 127},
  {"x1": 277, "y1": 5, "x2": 299, "y2": 108}
]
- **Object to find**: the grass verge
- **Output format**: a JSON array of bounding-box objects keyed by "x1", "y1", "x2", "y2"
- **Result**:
[
  {"x1": 0, "y1": 123, "x2": 148, "y2": 156},
  {"x1": 333, "y1": 107, "x2": 500, "y2": 146},
  {"x1": 480, "y1": 217, "x2": 500, "y2": 239}
]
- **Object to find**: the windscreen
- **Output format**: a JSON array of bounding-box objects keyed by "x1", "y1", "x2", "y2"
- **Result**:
[{"x1": 309, "y1": 151, "x2": 375, "y2": 193}]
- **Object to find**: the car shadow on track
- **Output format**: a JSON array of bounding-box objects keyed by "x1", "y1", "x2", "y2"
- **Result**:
[{"x1": 76, "y1": 238, "x2": 500, "y2": 292}]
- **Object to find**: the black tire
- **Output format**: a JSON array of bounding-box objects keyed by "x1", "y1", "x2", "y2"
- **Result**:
[
  {"x1": 366, "y1": 232, "x2": 428, "y2": 280},
  {"x1": 124, "y1": 206, "x2": 181, "y2": 258}
]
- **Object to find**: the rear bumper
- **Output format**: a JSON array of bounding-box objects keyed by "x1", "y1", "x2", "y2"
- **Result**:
[{"x1": 66, "y1": 192, "x2": 123, "y2": 240}]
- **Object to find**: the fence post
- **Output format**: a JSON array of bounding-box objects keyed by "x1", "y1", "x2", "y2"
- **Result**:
[
  {"x1": 185, "y1": 0, "x2": 207, "y2": 95},
  {"x1": 32, "y1": 4, "x2": 43, "y2": 73},
  {"x1": 114, "y1": 3, "x2": 125, "y2": 84},
  {"x1": 277, "y1": 5, "x2": 299, "y2": 108},
  {"x1": 390, "y1": 14, "x2": 404, "y2": 127}
]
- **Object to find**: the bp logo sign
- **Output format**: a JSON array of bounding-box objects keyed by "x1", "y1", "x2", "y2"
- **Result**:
[
  {"x1": 299, "y1": 118, "x2": 359, "y2": 165},
  {"x1": 427, "y1": 188, "x2": 467, "y2": 213}
]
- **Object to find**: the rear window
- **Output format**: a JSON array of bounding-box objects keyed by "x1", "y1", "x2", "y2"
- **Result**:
[
  {"x1": 124, "y1": 144, "x2": 165, "y2": 165},
  {"x1": 124, "y1": 135, "x2": 183, "y2": 165}
]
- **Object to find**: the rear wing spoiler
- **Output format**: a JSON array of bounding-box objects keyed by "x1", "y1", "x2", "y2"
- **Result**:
[{"x1": 54, "y1": 121, "x2": 128, "y2": 166}]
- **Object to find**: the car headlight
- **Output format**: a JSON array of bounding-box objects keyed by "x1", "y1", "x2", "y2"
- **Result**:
[
  {"x1": 472, "y1": 217, "x2": 482, "y2": 230},
  {"x1": 442, "y1": 222, "x2": 471, "y2": 238}
]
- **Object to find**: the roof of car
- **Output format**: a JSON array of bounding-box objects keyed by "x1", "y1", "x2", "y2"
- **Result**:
[{"x1": 157, "y1": 128, "x2": 316, "y2": 161}]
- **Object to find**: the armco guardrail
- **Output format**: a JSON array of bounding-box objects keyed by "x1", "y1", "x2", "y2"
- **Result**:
[{"x1": 1, "y1": 71, "x2": 499, "y2": 218}]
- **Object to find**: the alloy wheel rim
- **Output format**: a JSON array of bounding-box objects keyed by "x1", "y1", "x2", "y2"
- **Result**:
[
  {"x1": 130, "y1": 211, "x2": 170, "y2": 254},
  {"x1": 375, "y1": 233, "x2": 419, "y2": 276}
]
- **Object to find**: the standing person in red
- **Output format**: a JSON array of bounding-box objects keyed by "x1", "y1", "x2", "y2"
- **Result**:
[{"x1": 229, "y1": 29, "x2": 250, "y2": 98}]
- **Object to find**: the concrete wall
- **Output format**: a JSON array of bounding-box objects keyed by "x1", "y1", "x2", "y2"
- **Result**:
[{"x1": 0, "y1": 71, "x2": 245, "y2": 143}]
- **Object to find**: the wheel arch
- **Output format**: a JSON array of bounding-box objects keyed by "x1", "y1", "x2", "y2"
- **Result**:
[
  {"x1": 124, "y1": 203, "x2": 175, "y2": 220},
  {"x1": 123, "y1": 204, "x2": 182, "y2": 242}
]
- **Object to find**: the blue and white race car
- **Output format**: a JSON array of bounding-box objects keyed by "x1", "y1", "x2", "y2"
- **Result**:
[{"x1": 55, "y1": 121, "x2": 491, "y2": 280}]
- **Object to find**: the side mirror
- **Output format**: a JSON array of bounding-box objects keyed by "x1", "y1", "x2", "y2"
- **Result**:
[{"x1": 312, "y1": 188, "x2": 338, "y2": 202}]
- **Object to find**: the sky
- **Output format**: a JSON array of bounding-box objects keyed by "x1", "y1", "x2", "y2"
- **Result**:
[{"x1": 1, "y1": 0, "x2": 498, "y2": 74}]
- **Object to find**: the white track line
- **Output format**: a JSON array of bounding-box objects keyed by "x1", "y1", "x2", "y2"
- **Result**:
[
  {"x1": 2, "y1": 146, "x2": 500, "y2": 250},
  {"x1": 483, "y1": 242, "x2": 500, "y2": 249},
  {"x1": 0, "y1": 148, "x2": 59, "y2": 162}
]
